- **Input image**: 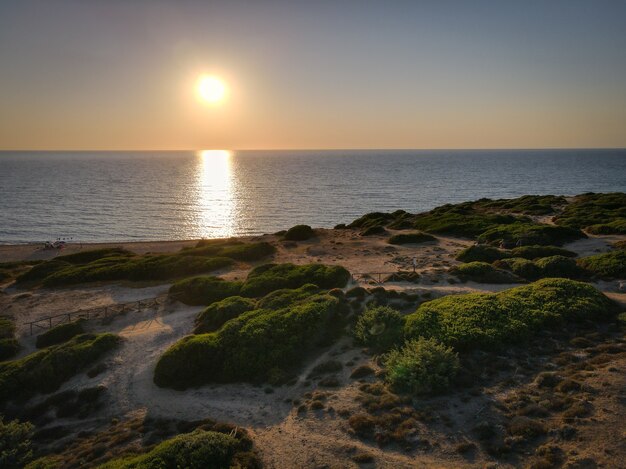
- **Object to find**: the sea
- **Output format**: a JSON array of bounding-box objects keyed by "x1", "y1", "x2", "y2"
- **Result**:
[{"x1": 0, "y1": 149, "x2": 625, "y2": 244}]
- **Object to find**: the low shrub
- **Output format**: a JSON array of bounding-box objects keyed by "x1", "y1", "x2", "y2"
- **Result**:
[
  {"x1": 308, "y1": 360, "x2": 343, "y2": 378},
  {"x1": 510, "y1": 245, "x2": 577, "y2": 260},
  {"x1": 255, "y1": 284, "x2": 320, "y2": 310},
  {"x1": 184, "y1": 241, "x2": 275, "y2": 261},
  {"x1": 348, "y1": 212, "x2": 397, "y2": 229},
  {"x1": 194, "y1": 297, "x2": 256, "y2": 334},
  {"x1": 169, "y1": 276, "x2": 242, "y2": 306},
  {"x1": 56, "y1": 248, "x2": 134, "y2": 265},
  {"x1": 494, "y1": 257, "x2": 542, "y2": 281},
  {"x1": 577, "y1": 250, "x2": 626, "y2": 279},
  {"x1": 284, "y1": 225, "x2": 315, "y2": 241},
  {"x1": 0, "y1": 318, "x2": 19, "y2": 361},
  {"x1": 15, "y1": 260, "x2": 72, "y2": 285},
  {"x1": 240, "y1": 263, "x2": 350, "y2": 298},
  {"x1": 477, "y1": 222, "x2": 584, "y2": 247},
  {"x1": 451, "y1": 262, "x2": 520, "y2": 284},
  {"x1": 98, "y1": 430, "x2": 240, "y2": 469},
  {"x1": 554, "y1": 192, "x2": 626, "y2": 232},
  {"x1": 0, "y1": 417, "x2": 34, "y2": 469},
  {"x1": 404, "y1": 278, "x2": 616, "y2": 350},
  {"x1": 455, "y1": 245, "x2": 509, "y2": 263},
  {"x1": 36, "y1": 320, "x2": 85, "y2": 349},
  {"x1": 534, "y1": 255, "x2": 585, "y2": 279},
  {"x1": 0, "y1": 333, "x2": 120, "y2": 404},
  {"x1": 383, "y1": 338, "x2": 459, "y2": 395},
  {"x1": 155, "y1": 295, "x2": 348, "y2": 388},
  {"x1": 388, "y1": 232, "x2": 436, "y2": 245},
  {"x1": 354, "y1": 306, "x2": 404, "y2": 352},
  {"x1": 585, "y1": 219, "x2": 626, "y2": 234},
  {"x1": 360, "y1": 225, "x2": 386, "y2": 236},
  {"x1": 613, "y1": 240, "x2": 626, "y2": 250}
]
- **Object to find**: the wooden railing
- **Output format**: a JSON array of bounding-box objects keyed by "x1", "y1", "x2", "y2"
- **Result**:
[{"x1": 24, "y1": 295, "x2": 169, "y2": 336}]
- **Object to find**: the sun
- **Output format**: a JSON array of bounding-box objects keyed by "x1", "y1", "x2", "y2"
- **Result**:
[{"x1": 196, "y1": 75, "x2": 227, "y2": 103}]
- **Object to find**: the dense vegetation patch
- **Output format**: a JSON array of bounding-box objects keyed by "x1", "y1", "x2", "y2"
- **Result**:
[
  {"x1": 169, "y1": 276, "x2": 243, "y2": 306},
  {"x1": 383, "y1": 338, "x2": 459, "y2": 395},
  {"x1": 451, "y1": 262, "x2": 521, "y2": 284},
  {"x1": 476, "y1": 222, "x2": 584, "y2": 247},
  {"x1": 413, "y1": 206, "x2": 522, "y2": 238},
  {"x1": 493, "y1": 257, "x2": 542, "y2": 281},
  {"x1": 155, "y1": 294, "x2": 348, "y2": 388},
  {"x1": 15, "y1": 260, "x2": 73, "y2": 285},
  {"x1": 56, "y1": 248, "x2": 134, "y2": 265},
  {"x1": 554, "y1": 192, "x2": 626, "y2": 233},
  {"x1": 404, "y1": 279, "x2": 616, "y2": 350},
  {"x1": 456, "y1": 245, "x2": 509, "y2": 263},
  {"x1": 0, "y1": 333, "x2": 120, "y2": 404},
  {"x1": 284, "y1": 224, "x2": 315, "y2": 241},
  {"x1": 35, "y1": 320, "x2": 85, "y2": 349},
  {"x1": 98, "y1": 430, "x2": 242, "y2": 469},
  {"x1": 387, "y1": 232, "x2": 436, "y2": 245},
  {"x1": 0, "y1": 317, "x2": 19, "y2": 361},
  {"x1": 183, "y1": 240, "x2": 275, "y2": 261},
  {"x1": 533, "y1": 255, "x2": 585, "y2": 279},
  {"x1": 360, "y1": 225, "x2": 387, "y2": 236},
  {"x1": 354, "y1": 306, "x2": 405, "y2": 352},
  {"x1": 509, "y1": 245, "x2": 577, "y2": 260},
  {"x1": 348, "y1": 211, "x2": 402, "y2": 229},
  {"x1": 255, "y1": 283, "x2": 320, "y2": 310},
  {"x1": 0, "y1": 417, "x2": 34, "y2": 469},
  {"x1": 239, "y1": 263, "x2": 350, "y2": 298},
  {"x1": 472, "y1": 195, "x2": 567, "y2": 215},
  {"x1": 194, "y1": 297, "x2": 257, "y2": 334},
  {"x1": 577, "y1": 250, "x2": 626, "y2": 279}
]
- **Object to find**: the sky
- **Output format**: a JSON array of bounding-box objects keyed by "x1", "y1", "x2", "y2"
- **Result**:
[{"x1": 0, "y1": 0, "x2": 625, "y2": 150}]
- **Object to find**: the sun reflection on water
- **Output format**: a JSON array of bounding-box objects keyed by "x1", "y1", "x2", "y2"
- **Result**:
[{"x1": 195, "y1": 150, "x2": 236, "y2": 238}]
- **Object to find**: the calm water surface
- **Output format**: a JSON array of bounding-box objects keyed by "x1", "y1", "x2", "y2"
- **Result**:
[{"x1": 0, "y1": 149, "x2": 625, "y2": 243}]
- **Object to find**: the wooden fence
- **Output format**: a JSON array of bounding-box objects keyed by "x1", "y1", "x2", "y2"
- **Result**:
[
  {"x1": 24, "y1": 295, "x2": 168, "y2": 336},
  {"x1": 351, "y1": 271, "x2": 398, "y2": 284}
]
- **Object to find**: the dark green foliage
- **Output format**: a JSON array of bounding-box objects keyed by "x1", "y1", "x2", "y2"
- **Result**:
[
  {"x1": 477, "y1": 222, "x2": 584, "y2": 247},
  {"x1": 98, "y1": 430, "x2": 239, "y2": 469},
  {"x1": 554, "y1": 192, "x2": 626, "y2": 232},
  {"x1": 348, "y1": 212, "x2": 397, "y2": 229},
  {"x1": 183, "y1": 241, "x2": 276, "y2": 261},
  {"x1": 404, "y1": 278, "x2": 616, "y2": 350},
  {"x1": 354, "y1": 306, "x2": 405, "y2": 351},
  {"x1": 473, "y1": 195, "x2": 567, "y2": 215},
  {"x1": 494, "y1": 257, "x2": 542, "y2": 281},
  {"x1": 255, "y1": 284, "x2": 320, "y2": 310},
  {"x1": 534, "y1": 255, "x2": 585, "y2": 279},
  {"x1": 15, "y1": 260, "x2": 72, "y2": 284},
  {"x1": 284, "y1": 225, "x2": 315, "y2": 241},
  {"x1": 154, "y1": 295, "x2": 348, "y2": 388},
  {"x1": 0, "y1": 417, "x2": 34, "y2": 469},
  {"x1": 577, "y1": 250, "x2": 626, "y2": 279},
  {"x1": 0, "y1": 317, "x2": 19, "y2": 361},
  {"x1": 387, "y1": 231, "x2": 436, "y2": 245},
  {"x1": 455, "y1": 245, "x2": 509, "y2": 263},
  {"x1": 35, "y1": 320, "x2": 85, "y2": 349},
  {"x1": 56, "y1": 248, "x2": 134, "y2": 265},
  {"x1": 240, "y1": 263, "x2": 350, "y2": 298},
  {"x1": 0, "y1": 333, "x2": 120, "y2": 404},
  {"x1": 169, "y1": 276, "x2": 242, "y2": 306},
  {"x1": 384, "y1": 338, "x2": 459, "y2": 395},
  {"x1": 42, "y1": 255, "x2": 233, "y2": 287},
  {"x1": 451, "y1": 262, "x2": 521, "y2": 284},
  {"x1": 346, "y1": 286, "x2": 367, "y2": 298},
  {"x1": 360, "y1": 225, "x2": 386, "y2": 236},
  {"x1": 413, "y1": 203, "x2": 523, "y2": 238},
  {"x1": 194, "y1": 297, "x2": 257, "y2": 334},
  {"x1": 510, "y1": 245, "x2": 577, "y2": 260},
  {"x1": 612, "y1": 240, "x2": 626, "y2": 250}
]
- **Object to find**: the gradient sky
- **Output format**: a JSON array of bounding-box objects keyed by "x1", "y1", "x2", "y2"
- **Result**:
[{"x1": 1, "y1": 0, "x2": 625, "y2": 150}]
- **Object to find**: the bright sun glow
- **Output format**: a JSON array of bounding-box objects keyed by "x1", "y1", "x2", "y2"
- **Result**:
[{"x1": 196, "y1": 75, "x2": 227, "y2": 103}]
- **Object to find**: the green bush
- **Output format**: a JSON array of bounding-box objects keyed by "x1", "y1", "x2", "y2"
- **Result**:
[
  {"x1": 194, "y1": 297, "x2": 256, "y2": 334},
  {"x1": 0, "y1": 318, "x2": 19, "y2": 361},
  {"x1": 585, "y1": 219, "x2": 626, "y2": 234},
  {"x1": 155, "y1": 295, "x2": 348, "y2": 387},
  {"x1": 98, "y1": 430, "x2": 239, "y2": 469},
  {"x1": 475, "y1": 195, "x2": 566, "y2": 215},
  {"x1": 183, "y1": 241, "x2": 275, "y2": 261},
  {"x1": 404, "y1": 278, "x2": 616, "y2": 350},
  {"x1": 554, "y1": 192, "x2": 626, "y2": 232},
  {"x1": 255, "y1": 284, "x2": 320, "y2": 310},
  {"x1": 0, "y1": 417, "x2": 34, "y2": 469},
  {"x1": 577, "y1": 250, "x2": 626, "y2": 279},
  {"x1": 15, "y1": 260, "x2": 72, "y2": 285},
  {"x1": 348, "y1": 212, "x2": 397, "y2": 229},
  {"x1": 534, "y1": 255, "x2": 585, "y2": 279},
  {"x1": 35, "y1": 320, "x2": 85, "y2": 349},
  {"x1": 494, "y1": 257, "x2": 542, "y2": 281},
  {"x1": 56, "y1": 248, "x2": 134, "y2": 264},
  {"x1": 0, "y1": 333, "x2": 120, "y2": 404},
  {"x1": 354, "y1": 306, "x2": 405, "y2": 351},
  {"x1": 384, "y1": 338, "x2": 459, "y2": 395},
  {"x1": 450, "y1": 262, "x2": 521, "y2": 284},
  {"x1": 168, "y1": 276, "x2": 243, "y2": 306},
  {"x1": 510, "y1": 245, "x2": 577, "y2": 260},
  {"x1": 387, "y1": 232, "x2": 436, "y2": 245},
  {"x1": 240, "y1": 263, "x2": 350, "y2": 298},
  {"x1": 360, "y1": 225, "x2": 386, "y2": 236},
  {"x1": 455, "y1": 245, "x2": 509, "y2": 263},
  {"x1": 284, "y1": 225, "x2": 315, "y2": 241},
  {"x1": 477, "y1": 222, "x2": 584, "y2": 247}
]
